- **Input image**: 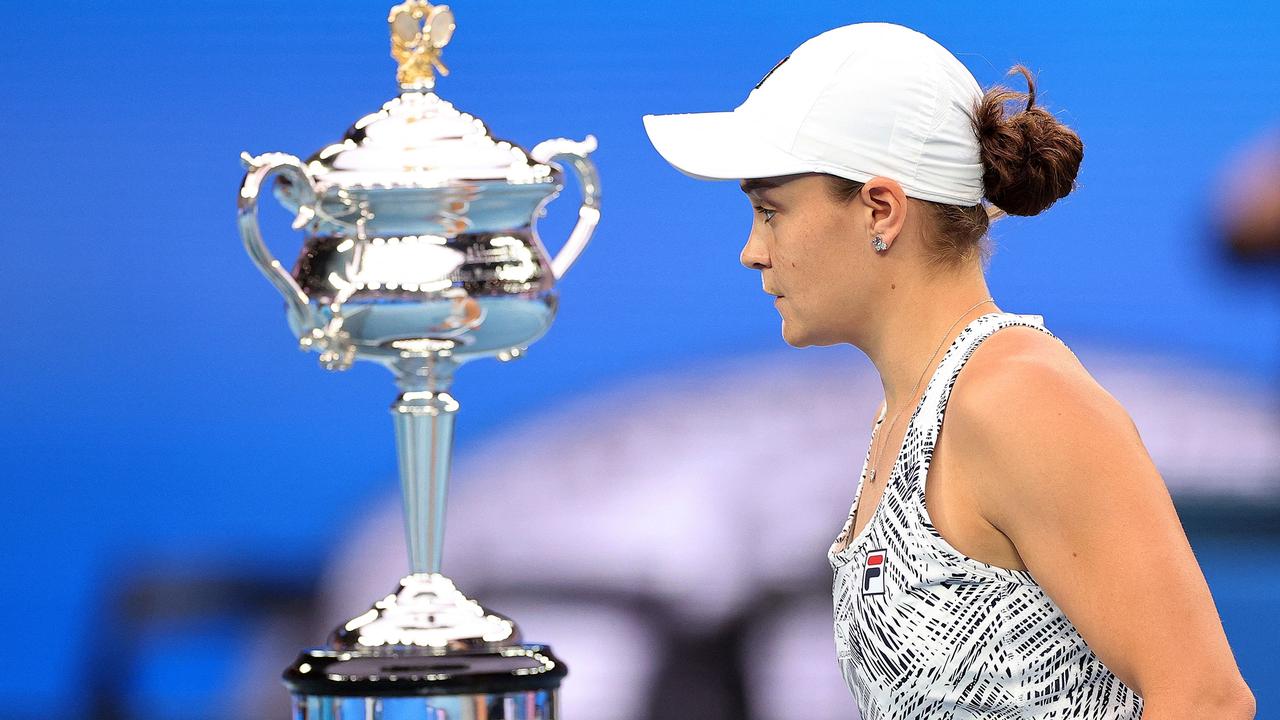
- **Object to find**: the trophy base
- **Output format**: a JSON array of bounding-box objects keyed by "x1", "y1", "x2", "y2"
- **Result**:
[
  {"x1": 284, "y1": 643, "x2": 566, "y2": 720},
  {"x1": 291, "y1": 691, "x2": 558, "y2": 720}
]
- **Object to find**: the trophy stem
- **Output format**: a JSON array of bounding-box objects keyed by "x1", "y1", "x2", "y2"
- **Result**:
[{"x1": 391, "y1": 354, "x2": 459, "y2": 576}]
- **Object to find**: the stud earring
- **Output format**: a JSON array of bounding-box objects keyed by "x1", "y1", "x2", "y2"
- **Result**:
[{"x1": 871, "y1": 235, "x2": 888, "y2": 252}]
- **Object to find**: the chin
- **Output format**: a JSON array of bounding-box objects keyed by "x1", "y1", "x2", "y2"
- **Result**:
[
  {"x1": 781, "y1": 320, "x2": 843, "y2": 349},
  {"x1": 780, "y1": 324, "x2": 823, "y2": 348}
]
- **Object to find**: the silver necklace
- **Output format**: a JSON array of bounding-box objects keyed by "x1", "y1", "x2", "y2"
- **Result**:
[{"x1": 862, "y1": 297, "x2": 995, "y2": 491}]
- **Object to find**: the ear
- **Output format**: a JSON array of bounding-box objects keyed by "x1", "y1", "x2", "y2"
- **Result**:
[{"x1": 858, "y1": 177, "x2": 909, "y2": 249}]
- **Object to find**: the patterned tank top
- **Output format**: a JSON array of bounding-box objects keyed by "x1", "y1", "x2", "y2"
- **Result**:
[{"x1": 828, "y1": 312, "x2": 1143, "y2": 719}]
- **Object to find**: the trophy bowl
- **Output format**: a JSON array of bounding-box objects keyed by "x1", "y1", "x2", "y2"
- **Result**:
[{"x1": 236, "y1": 2, "x2": 600, "y2": 717}]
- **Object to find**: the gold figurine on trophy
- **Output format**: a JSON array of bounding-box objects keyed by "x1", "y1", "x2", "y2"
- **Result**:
[{"x1": 390, "y1": 1, "x2": 456, "y2": 90}]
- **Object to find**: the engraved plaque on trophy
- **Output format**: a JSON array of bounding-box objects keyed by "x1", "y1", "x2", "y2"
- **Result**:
[{"x1": 235, "y1": 3, "x2": 600, "y2": 717}]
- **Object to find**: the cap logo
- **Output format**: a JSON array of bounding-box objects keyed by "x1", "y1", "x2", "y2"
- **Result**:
[{"x1": 754, "y1": 54, "x2": 791, "y2": 89}]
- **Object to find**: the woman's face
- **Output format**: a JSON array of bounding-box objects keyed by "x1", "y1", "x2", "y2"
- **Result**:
[{"x1": 739, "y1": 173, "x2": 881, "y2": 348}]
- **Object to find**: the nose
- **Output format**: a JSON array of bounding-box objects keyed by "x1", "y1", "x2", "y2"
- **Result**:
[{"x1": 740, "y1": 229, "x2": 771, "y2": 271}]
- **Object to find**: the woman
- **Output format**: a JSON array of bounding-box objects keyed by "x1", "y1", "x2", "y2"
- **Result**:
[{"x1": 643, "y1": 22, "x2": 1254, "y2": 719}]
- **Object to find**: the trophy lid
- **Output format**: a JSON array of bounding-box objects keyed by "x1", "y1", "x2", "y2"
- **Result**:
[{"x1": 299, "y1": 1, "x2": 558, "y2": 192}]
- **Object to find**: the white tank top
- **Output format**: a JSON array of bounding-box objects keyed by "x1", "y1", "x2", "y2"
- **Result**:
[{"x1": 829, "y1": 312, "x2": 1144, "y2": 719}]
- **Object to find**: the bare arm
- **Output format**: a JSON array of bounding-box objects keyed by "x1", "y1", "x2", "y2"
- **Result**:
[{"x1": 948, "y1": 350, "x2": 1255, "y2": 718}]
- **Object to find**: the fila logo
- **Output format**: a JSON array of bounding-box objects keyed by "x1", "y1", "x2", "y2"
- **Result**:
[
  {"x1": 862, "y1": 549, "x2": 887, "y2": 596},
  {"x1": 754, "y1": 54, "x2": 791, "y2": 89}
]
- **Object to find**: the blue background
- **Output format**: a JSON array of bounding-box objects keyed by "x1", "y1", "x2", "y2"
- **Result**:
[{"x1": 2, "y1": 0, "x2": 1278, "y2": 716}]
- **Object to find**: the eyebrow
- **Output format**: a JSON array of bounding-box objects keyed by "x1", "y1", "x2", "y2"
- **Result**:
[{"x1": 740, "y1": 178, "x2": 782, "y2": 196}]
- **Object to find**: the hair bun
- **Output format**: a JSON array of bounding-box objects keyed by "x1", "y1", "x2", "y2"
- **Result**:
[{"x1": 974, "y1": 65, "x2": 1084, "y2": 216}]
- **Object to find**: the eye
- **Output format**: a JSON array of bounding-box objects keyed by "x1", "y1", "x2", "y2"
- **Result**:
[{"x1": 753, "y1": 205, "x2": 777, "y2": 223}]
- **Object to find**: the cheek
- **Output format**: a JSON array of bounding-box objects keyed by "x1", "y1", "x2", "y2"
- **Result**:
[{"x1": 779, "y1": 220, "x2": 850, "y2": 284}]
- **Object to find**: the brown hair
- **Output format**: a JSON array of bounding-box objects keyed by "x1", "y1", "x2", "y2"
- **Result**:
[{"x1": 826, "y1": 65, "x2": 1084, "y2": 271}]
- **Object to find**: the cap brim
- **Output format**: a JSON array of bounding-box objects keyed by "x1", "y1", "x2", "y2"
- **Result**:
[{"x1": 642, "y1": 111, "x2": 807, "y2": 181}]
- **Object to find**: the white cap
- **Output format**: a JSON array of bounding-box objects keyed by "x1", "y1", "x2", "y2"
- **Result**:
[{"x1": 643, "y1": 23, "x2": 985, "y2": 206}]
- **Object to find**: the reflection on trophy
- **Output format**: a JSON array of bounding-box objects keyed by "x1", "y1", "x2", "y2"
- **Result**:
[{"x1": 235, "y1": 2, "x2": 600, "y2": 717}]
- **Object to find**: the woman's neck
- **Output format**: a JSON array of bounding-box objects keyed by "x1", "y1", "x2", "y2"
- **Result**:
[{"x1": 863, "y1": 275, "x2": 999, "y2": 417}]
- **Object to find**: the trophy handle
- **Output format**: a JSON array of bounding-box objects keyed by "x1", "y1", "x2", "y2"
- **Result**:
[
  {"x1": 530, "y1": 135, "x2": 601, "y2": 281},
  {"x1": 236, "y1": 151, "x2": 317, "y2": 330}
]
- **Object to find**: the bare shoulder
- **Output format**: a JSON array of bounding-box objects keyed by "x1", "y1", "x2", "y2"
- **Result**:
[
  {"x1": 957, "y1": 324, "x2": 1088, "y2": 390},
  {"x1": 943, "y1": 324, "x2": 1149, "y2": 525},
  {"x1": 950, "y1": 324, "x2": 1128, "y2": 431}
]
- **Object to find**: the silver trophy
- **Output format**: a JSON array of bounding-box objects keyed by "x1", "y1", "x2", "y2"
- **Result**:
[{"x1": 236, "y1": 2, "x2": 600, "y2": 717}]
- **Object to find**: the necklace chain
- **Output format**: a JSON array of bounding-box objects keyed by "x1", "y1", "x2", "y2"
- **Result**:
[{"x1": 851, "y1": 298, "x2": 995, "y2": 535}]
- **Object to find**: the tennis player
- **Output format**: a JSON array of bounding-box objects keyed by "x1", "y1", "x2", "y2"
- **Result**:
[{"x1": 643, "y1": 23, "x2": 1255, "y2": 719}]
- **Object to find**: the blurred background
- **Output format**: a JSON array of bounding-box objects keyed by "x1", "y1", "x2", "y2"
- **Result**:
[{"x1": 3, "y1": 0, "x2": 1279, "y2": 718}]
